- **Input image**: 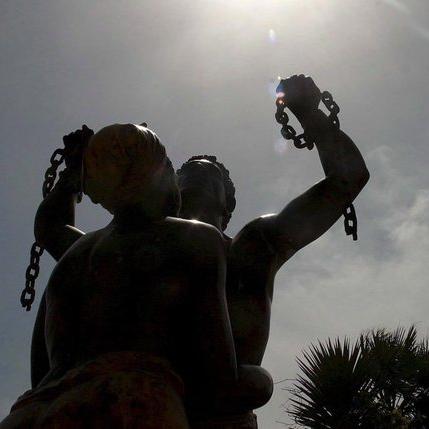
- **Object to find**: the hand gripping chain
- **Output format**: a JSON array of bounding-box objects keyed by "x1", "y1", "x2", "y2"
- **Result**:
[{"x1": 275, "y1": 90, "x2": 358, "y2": 241}]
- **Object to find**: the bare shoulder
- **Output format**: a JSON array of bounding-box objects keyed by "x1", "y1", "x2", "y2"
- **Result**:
[
  {"x1": 165, "y1": 216, "x2": 224, "y2": 250},
  {"x1": 232, "y1": 214, "x2": 276, "y2": 250},
  {"x1": 46, "y1": 229, "x2": 105, "y2": 294},
  {"x1": 59, "y1": 229, "x2": 104, "y2": 262},
  {"x1": 231, "y1": 214, "x2": 297, "y2": 271}
]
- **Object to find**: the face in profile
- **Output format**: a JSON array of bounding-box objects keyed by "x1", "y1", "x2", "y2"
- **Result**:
[{"x1": 177, "y1": 159, "x2": 227, "y2": 216}]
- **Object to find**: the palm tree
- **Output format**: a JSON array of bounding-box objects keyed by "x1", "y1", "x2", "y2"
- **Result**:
[{"x1": 289, "y1": 326, "x2": 429, "y2": 429}]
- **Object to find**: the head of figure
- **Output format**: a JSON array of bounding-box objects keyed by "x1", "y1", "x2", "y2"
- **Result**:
[
  {"x1": 83, "y1": 123, "x2": 180, "y2": 218},
  {"x1": 176, "y1": 155, "x2": 236, "y2": 231}
]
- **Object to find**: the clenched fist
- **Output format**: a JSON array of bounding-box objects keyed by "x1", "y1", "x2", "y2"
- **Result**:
[
  {"x1": 276, "y1": 75, "x2": 321, "y2": 121},
  {"x1": 63, "y1": 125, "x2": 94, "y2": 170},
  {"x1": 58, "y1": 125, "x2": 94, "y2": 196}
]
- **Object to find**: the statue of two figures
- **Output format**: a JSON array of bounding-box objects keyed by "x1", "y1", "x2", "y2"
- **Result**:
[{"x1": 1, "y1": 76, "x2": 369, "y2": 428}]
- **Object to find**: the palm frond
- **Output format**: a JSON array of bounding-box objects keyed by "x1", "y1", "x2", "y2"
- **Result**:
[
  {"x1": 289, "y1": 326, "x2": 429, "y2": 428},
  {"x1": 289, "y1": 337, "x2": 374, "y2": 428}
]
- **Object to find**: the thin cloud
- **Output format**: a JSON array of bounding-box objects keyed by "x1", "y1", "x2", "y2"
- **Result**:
[
  {"x1": 380, "y1": 0, "x2": 411, "y2": 15},
  {"x1": 380, "y1": 0, "x2": 429, "y2": 42}
]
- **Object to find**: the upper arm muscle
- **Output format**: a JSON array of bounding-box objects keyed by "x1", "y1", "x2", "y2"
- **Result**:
[{"x1": 272, "y1": 177, "x2": 348, "y2": 255}]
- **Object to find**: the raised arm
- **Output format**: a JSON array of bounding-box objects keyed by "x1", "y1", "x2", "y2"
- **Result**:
[
  {"x1": 259, "y1": 75, "x2": 369, "y2": 269},
  {"x1": 34, "y1": 127, "x2": 91, "y2": 260},
  {"x1": 31, "y1": 127, "x2": 90, "y2": 388},
  {"x1": 34, "y1": 170, "x2": 84, "y2": 260}
]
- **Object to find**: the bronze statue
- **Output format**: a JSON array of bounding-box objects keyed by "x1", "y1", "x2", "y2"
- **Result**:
[
  {"x1": 177, "y1": 75, "x2": 369, "y2": 363},
  {"x1": 1, "y1": 124, "x2": 272, "y2": 428},
  {"x1": 173, "y1": 76, "x2": 369, "y2": 426},
  {"x1": 6, "y1": 74, "x2": 369, "y2": 428}
]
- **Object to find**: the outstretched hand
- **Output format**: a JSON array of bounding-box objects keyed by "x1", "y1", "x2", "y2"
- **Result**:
[{"x1": 276, "y1": 75, "x2": 321, "y2": 121}]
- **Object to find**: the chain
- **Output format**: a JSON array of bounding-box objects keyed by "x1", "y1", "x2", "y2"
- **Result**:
[
  {"x1": 275, "y1": 98, "x2": 314, "y2": 150},
  {"x1": 343, "y1": 204, "x2": 358, "y2": 241},
  {"x1": 321, "y1": 91, "x2": 340, "y2": 130},
  {"x1": 275, "y1": 88, "x2": 358, "y2": 241},
  {"x1": 21, "y1": 126, "x2": 94, "y2": 311},
  {"x1": 21, "y1": 150, "x2": 65, "y2": 311},
  {"x1": 21, "y1": 149, "x2": 66, "y2": 311},
  {"x1": 42, "y1": 148, "x2": 65, "y2": 198},
  {"x1": 21, "y1": 243, "x2": 44, "y2": 311}
]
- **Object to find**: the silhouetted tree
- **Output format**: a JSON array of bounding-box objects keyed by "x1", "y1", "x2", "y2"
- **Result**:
[{"x1": 288, "y1": 326, "x2": 429, "y2": 429}]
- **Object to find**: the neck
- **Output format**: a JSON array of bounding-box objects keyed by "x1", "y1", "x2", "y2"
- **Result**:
[
  {"x1": 180, "y1": 207, "x2": 224, "y2": 232},
  {"x1": 113, "y1": 203, "x2": 165, "y2": 229}
]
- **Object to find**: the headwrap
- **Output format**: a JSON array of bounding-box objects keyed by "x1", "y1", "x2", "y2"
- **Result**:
[{"x1": 83, "y1": 124, "x2": 173, "y2": 213}]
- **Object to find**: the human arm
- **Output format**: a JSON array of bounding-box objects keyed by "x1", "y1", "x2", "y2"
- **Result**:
[
  {"x1": 34, "y1": 170, "x2": 84, "y2": 260},
  {"x1": 30, "y1": 292, "x2": 49, "y2": 388},
  {"x1": 38, "y1": 247, "x2": 85, "y2": 387},
  {"x1": 191, "y1": 225, "x2": 237, "y2": 386},
  {"x1": 257, "y1": 75, "x2": 370, "y2": 269},
  {"x1": 31, "y1": 128, "x2": 90, "y2": 386},
  {"x1": 189, "y1": 225, "x2": 273, "y2": 415},
  {"x1": 34, "y1": 127, "x2": 92, "y2": 260}
]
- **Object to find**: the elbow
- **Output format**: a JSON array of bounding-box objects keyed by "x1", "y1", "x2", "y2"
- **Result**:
[
  {"x1": 332, "y1": 166, "x2": 370, "y2": 202},
  {"x1": 347, "y1": 161, "x2": 370, "y2": 188},
  {"x1": 351, "y1": 165, "x2": 370, "y2": 194},
  {"x1": 361, "y1": 165, "x2": 370, "y2": 186},
  {"x1": 357, "y1": 165, "x2": 370, "y2": 192},
  {"x1": 34, "y1": 214, "x2": 59, "y2": 250},
  {"x1": 34, "y1": 210, "x2": 51, "y2": 248},
  {"x1": 34, "y1": 218, "x2": 47, "y2": 248},
  {"x1": 34, "y1": 228, "x2": 51, "y2": 250}
]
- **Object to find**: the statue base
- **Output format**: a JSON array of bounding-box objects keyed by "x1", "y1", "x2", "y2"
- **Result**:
[{"x1": 0, "y1": 351, "x2": 188, "y2": 429}]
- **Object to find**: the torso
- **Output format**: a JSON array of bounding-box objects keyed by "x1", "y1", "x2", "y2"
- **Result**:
[
  {"x1": 44, "y1": 218, "x2": 213, "y2": 378},
  {"x1": 78, "y1": 224, "x2": 193, "y2": 361}
]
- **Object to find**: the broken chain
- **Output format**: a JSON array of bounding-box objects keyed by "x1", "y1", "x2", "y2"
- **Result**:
[
  {"x1": 21, "y1": 126, "x2": 93, "y2": 311},
  {"x1": 275, "y1": 89, "x2": 357, "y2": 241}
]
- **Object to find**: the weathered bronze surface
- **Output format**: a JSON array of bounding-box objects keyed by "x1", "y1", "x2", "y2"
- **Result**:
[
  {"x1": 3, "y1": 124, "x2": 272, "y2": 428},
  {"x1": 3, "y1": 75, "x2": 369, "y2": 428},
  {"x1": 178, "y1": 75, "x2": 369, "y2": 371}
]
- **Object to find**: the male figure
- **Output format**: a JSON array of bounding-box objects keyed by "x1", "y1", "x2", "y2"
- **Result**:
[
  {"x1": 177, "y1": 75, "x2": 369, "y2": 369},
  {"x1": 3, "y1": 124, "x2": 271, "y2": 428}
]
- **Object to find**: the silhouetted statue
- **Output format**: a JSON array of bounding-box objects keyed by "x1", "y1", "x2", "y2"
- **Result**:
[
  {"x1": 1, "y1": 124, "x2": 272, "y2": 428},
  {"x1": 178, "y1": 76, "x2": 369, "y2": 354},
  {"x1": 14, "y1": 75, "x2": 369, "y2": 428},
  {"x1": 176, "y1": 75, "x2": 369, "y2": 426}
]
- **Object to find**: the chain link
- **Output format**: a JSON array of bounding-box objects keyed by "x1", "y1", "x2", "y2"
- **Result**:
[
  {"x1": 21, "y1": 242, "x2": 45, "y2": 311},
  {"x1": 42, "y1": 148, "x2": 65, "y2": 198},
  {"x1": 275, "y1": 87, "x2": 358, "y2": 241},
  {"x1": 275, "y1": 98, "x2": 314, "y2": 150},
  {"x1": 321, "y1": 91, "x2": 340, "y2": 130},
  {"x1": 343, "y1": 204, "x2": 358, "y2": 241}
]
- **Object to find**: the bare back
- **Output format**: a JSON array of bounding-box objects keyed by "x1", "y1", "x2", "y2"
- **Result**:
[{"x1": 42, "y1": 217, "x2": 235, "y2": 387}]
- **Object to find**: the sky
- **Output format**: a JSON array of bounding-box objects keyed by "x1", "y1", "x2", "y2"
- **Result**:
[{"x1": 1, "y1": 0, "x2": 428, "y2": 427}]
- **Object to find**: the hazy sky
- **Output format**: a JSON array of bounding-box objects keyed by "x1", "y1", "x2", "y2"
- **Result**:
[{"x1": 1, "y1": 1, "x2": 428, "y2": 427}]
